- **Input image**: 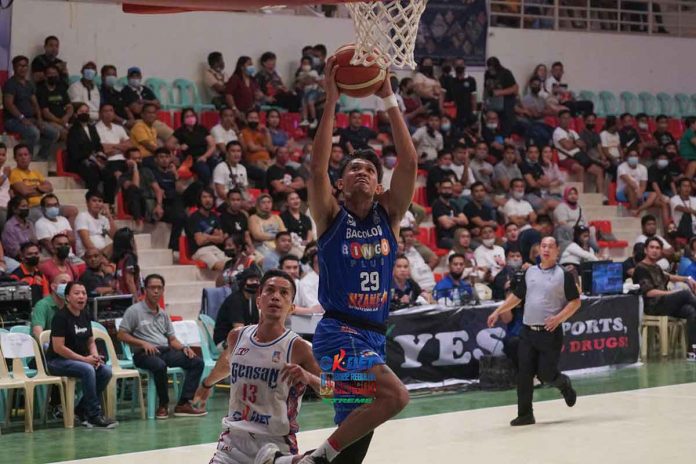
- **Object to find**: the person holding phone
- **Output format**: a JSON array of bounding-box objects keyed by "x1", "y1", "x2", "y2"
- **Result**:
[{"x1": 46, "y1": 281, "x2": 117, "y2": 428}]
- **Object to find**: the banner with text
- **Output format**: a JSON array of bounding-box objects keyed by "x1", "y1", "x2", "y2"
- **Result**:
[{"x1": 386, "y1": 295, "x2": 641, "y2": 385}]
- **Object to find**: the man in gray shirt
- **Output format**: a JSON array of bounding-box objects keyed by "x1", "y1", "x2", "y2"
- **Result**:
[
  {"x1": 117, "y1": 273, "x2": 206, "y2": 419},
  {"x1": 493, "y1": 145, "x2": 523, "y2": 194},
  {"x1": 488, "y1": 236, "x2": 580, "y2": 426}
]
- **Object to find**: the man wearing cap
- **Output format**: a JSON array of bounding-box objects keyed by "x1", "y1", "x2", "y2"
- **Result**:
[
  {"x1": 487, "y1": 236, "x2": 580, "y2": 426},
  {"x1": 120, "y1": 66, "x2": 173, "y2": 141},
  {"x1": 212, "y1": 267, "x2": 261, "y2": 348}
]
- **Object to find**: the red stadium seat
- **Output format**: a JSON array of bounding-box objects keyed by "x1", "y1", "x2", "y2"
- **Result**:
[
  {"x1": 668, "y1": 118, "x2": 684, "y2": 140},
  {"x1": 247, "y1": 188, "x2": 262, "y2": 203},
  {"x1": 594, "y1": 117, "x2": 605, "y2": 133},
  {"x1": 412, "y1": 186, "x2": 428, "y2": 207},
  {"x1": 200, "y1": 111, "x2": 219, "y2": 130},
  {"x1": 335, "y1": 113, "x2": 349, "y2": 129},
  {"x1": 544, "y1": 116, "x2": 558, "y2": 128},
  {"x1": 178, "y1": 235, "x2": 207, "y2": 269},
  {"x1": 56, "y1": 149, "x2": 82, "y2": 182},
  {"x1": 574, "y1": 117, "x2": 585, "y2": 133},
  {"x1": 361, "y1": 113, "x2": 374, "y2": 130},
  {"x1": 589, "y1": 220, "x2": 629, "y2": 249},
  {"x1": 158, "y1": 110, "x2": 174, "y2": 128},
  {"x1": 115, "y1": 191, "x2": 132, "y2": 220},
  {"x1": 443, "y1": 102, "x2": 456, "y2": 119}
]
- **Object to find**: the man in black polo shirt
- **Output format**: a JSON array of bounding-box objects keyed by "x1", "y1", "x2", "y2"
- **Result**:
[
  {"x1": 212, "y1": 267, "x2": 261, "y2": 346},
  {"x1": 338, "y1": 110, "x2": 378, "y2": 154},
  {"x1": 99, "y1": 65, "x2": 130, "y2": 126},
  {"x1": 11, "y1": 242, "x2": 49, "y2": 305},
  {"x1": 447, "y1": 58, "x2": 477, "y2": 129},
  {"x1": 425, "y1": 150, "x2": 456, "y2": 206},
  {"x1": 149, "y1": 148, "x2": 186, "y2": 251},
  {"x1": 432, "y1": 179, "x2": 469, "y2": 249},
  {"x1": 519, "y1": 144, "x2": 555, "y2": 213},
  {"x1": 463, "y1": 181, "x2": 497, "y2": 241},
  {"x1": 185, "y1": 188, "x2": 229, "y2": 271},
  {"x1": 219, "y1": 189, "x2": 250, "y2": 245},
  {"x1": 266, "y1": 146, "x2": 306, "y2": 209},
  {"x1": 31, "y1": 35, "x2": 68, "y2": 84},
  {"x1": 36, "y1": 64, "x2": 72, "y2": 140}
]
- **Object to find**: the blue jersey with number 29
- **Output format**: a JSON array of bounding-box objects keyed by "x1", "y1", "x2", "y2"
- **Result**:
[{"x1": 317, "y1": 202, "x2": 397, "y2": 325}]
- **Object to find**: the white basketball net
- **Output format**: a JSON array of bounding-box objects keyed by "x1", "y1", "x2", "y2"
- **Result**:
[{"x1": 346, "y1": 0, "x2": 428, "y2": 70}]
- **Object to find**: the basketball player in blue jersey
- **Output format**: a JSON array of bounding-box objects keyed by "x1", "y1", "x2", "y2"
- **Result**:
[
  {"x1": 193, "y1": 270, "x2": 322, "y2": 464},
  {"x1": 296, "y1": 57, "x2": 418, "y2": 464}
]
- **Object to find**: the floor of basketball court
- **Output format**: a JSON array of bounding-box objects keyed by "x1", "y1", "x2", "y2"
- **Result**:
[{"x1": 5, "y1": 362, "x2": 696, "y2": 464}]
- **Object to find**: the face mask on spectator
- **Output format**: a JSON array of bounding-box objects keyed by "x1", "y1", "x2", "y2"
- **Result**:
[
  {"x1": 104, "y1": 75, "x2": 118, "y2": 87},
  {"x1": 244, "y1": 283, "x2": 259, "y2": 293},
  {"x1": 441, "y1": 123, "x2": 451, "y2": 132},
  {"x1": 56, "y1": 246, "x2": 71, "y2": 260},
  {"x1": 312, "y1": 56, "x2": 321, "y2": 66},
  {"x1": 25, "y1": 256, "x2": 40, "y2": 267},
  {"x1": 18, "y1": 208, "x2": 29, "y2": 219},
  {"x1": 482, "y1": 238, "x2": 495, "y2": 248},
  {"x1": 77, "y1": 113, "x2": 90, "y2": 124},
  {"x1": 245, "y1": 65, "x2": 256, "y2": 76},
  {"x1": 129, "y1": 78, "x2": 141, "y2": 88},
  {"x1": 657, "y1": 159, "x2": 669, "y2": 169},
  {"x1": 47, "y1": 76, "x2": 59, "y2": 86},
  {"x1": 383, "y1": 156, "x2": 397, "y2": 169},
  {"x1": 301, "y1": 64, "x2": 312, "y2": 72},
  {"x1": 184, "y1": 115, "x2": 197, "y2": 127},
  {"x1": 486, "y1": 123, "x2": 498, "y2": 130},
  {"x1": 512, "y1": 191, "x2": 524, "y2": 200},
  {"x1": 585, "y1": 123, "x2": 595, "y2": 130},
  {"x1": 508, "y1": 258, "x2": 523, "y2": 269},
  {"x1": 224, "y1": 248, "x2": 237, "y2": 259},
  {"x1": 45, "y1": 206, "x2": 60, "y2": 219},
  {"x1": 420, "y1": 65, "x2": 433, "y2": 76},
  {"x1": 455, "y1": 66, "x2": 465, "y2": 75},
  {"x1": 83, "y1": 68, "x2": 96, "y2": 81},
  {"x1": 627, "y1": 156, "x2": 639, "y2": 167},
  {"x1": 248, "y1": 121, "x2": 259, "y2": 130},
  {"x1": 450, "y1": 271, "x2": 463, "y2": 280},
  {"x1": 56, "y1": 283, "x2": 67, "y2": 298},
  {"x1": 441, "y1": 192, "x2": 453, "y2": 200},
  {"x1": 638, "y1": 122, "x2": 649, "y2": 130}
]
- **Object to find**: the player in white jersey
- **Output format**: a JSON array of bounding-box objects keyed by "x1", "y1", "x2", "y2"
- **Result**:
[{"x1": 194, "y1": 269, "x2": 322, "y2": 464}]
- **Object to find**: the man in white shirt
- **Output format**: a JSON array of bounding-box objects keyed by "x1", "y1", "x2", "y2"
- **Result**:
[
  {"x1": 400, "y1": 228, "x2": 436, "y2": 291},
  {"x1": 412, "y1": 113, "x2": 444, "y2": 165},
  {"x1": 616, "y1": 150, "x2": 648, "y2": 212},
  {"x1": 95, "y1": 104, "x2": 133, "y2": 203},
  {"x1": 473, "y1": 225, "x2": 507, "y2": 279},
  {"x1": 295, "y1": 250, "x2": 323, "y2": 313},
  {"x1": 35, "y1": 193, "x2": 74, "y2": 255},
  {"x1": 503, "y1": 178, "x2": 536, "y2": 231},
  {"x1": 68, "y1": 61, "x2": 101, "y2": 121},
  {"x1": 74, "y1": 191, "x2": 116, "y2": 257},
  {"x1": 670, "y1": 178, "x2": 696, "y2": 236},
  {"x1": 210, "y1": 107, "x2": 238, "y2": 155},
  {"x1": 553, "y1": 110, "x2": 605, "y2": 195},
  {"x1": 212, "y1": 141, "x2": 248, "y2": 206}
]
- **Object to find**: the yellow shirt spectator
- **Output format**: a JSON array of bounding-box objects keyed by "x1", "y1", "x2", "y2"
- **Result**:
[
  {"x1": 130, "y1": 120, "x2": 158, "y2": 157},
  {"x1": 10, "y1": 168, "x2": 46, "y2": 207}
]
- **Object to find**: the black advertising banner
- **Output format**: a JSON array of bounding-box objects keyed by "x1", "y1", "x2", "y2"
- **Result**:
[
  {"x1": 386, "y1": 295, "x2": 641, "y2": 385},
  {"x1": 415, "y1": 0, "x2": 488, "y2": 66}
]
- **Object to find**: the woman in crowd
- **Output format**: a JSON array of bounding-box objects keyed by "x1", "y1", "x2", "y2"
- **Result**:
[
  {"x1": 448, "y1": 228, "x2": 485, "y2": 283},
  {"x1": 248, "y1": 193, "x2": 286, "y2": 254},
  {"x1": 215, "y1": 235, "x2": 261, "y2": 288},
  {"x1": 540, "y1": 145, "x2": 565, "y2": 193},
  {"x1": 1, "y1": 196, "x2": 35, "y2": 259},
  {"x1": 224, "y1": 55, "x2": 263, "y2": 117},
  {"x1": 280, "y1": 191, "x2": 314, "y2": 247},
  {"x1": 390, "y1": 255, "x2": 431, "y2": 311},
  {"x1": 529, "y1": 64, "x2": 550, "y2": 98},
  {"x1": 266, "y1": 109, "x2": 290, "y2": 154},
  {"x1": 560, "y1": 225, "x2": 600, "y2": 273},
  {"x1": 111, "y1": 227, "x2": 141, "y2": 298},
  {"x1": 172, "y1": 108, "x2": 217, "y2": 186},
  {"x1": 46, "y1": 281, "x2": 117, "y2": 428},
  {"x1": 66, "y1": 103, "x2": 107, "y2": 193}
]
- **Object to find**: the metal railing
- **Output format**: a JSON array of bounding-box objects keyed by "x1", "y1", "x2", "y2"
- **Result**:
[{"x1": 489, "y1": 0, "x2": 696, "y2": 36}]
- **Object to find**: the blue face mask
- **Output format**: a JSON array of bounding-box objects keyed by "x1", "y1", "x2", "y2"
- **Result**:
[
  {"x1": 104, "y1": 75, "x2": 118, "y2": 87},
  {"x1": 441, "y1": 123, "x2": 451, "y2": 132},
  {"x1": 45, "y1": 206, "x2": 60, "y2": 219},
  {"x1": 83, "y1": 68, "x2": 96, "y2": 81},
  {"x1": 129, "y1": 78, "x2": 141, "y2": 88},
  {"x1": 245, "y1": 65, "x2": 256, "y2": 76},
  {"x1": 56, "y1": 283, "x2": 67, "y2": 299}
]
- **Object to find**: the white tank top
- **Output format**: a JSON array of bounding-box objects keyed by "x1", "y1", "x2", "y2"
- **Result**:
[{"x1": 223, "y1": 325, "x2": 306, "y2": 437}]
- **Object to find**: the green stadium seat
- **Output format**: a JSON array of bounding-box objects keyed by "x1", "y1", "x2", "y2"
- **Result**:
[
  {"x1": 638, "y1": 92, "x2": 661, "y2": 116},
  {"x1": 144, "y1": 77, "x2": 172, "y2": 109},
  {"x1": 171, "y1": 78, "x2": 215, "y2": 112},
  {"x1": 579, "y1": 90, "x2": 604, "y2": 116},
  {"x1": 675, "y1": 94, "x2": 695, "y2": 117},
  {"x1": 656, "y1": 92, "x2": 680, "y2": 118},
  {"x1": 68, "y1": 75, "x2": 80, "y2": 85},
  {"x1": 619, "y1": 92, "x2": 642, "y2": 114},
  {"x1": 598, "y1": 91, "x2": 620, "y2": 116}
]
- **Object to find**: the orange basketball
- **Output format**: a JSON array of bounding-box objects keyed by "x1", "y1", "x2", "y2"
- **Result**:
[{"x1": 332, "y1": 44, "x2": 387, "y2": 98}]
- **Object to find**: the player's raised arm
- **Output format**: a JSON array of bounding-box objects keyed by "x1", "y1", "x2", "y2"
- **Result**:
[
  {"x1": 309, "y1": 57, "x2": 341, "y2": 237},
  {"x1": 377, "y1": 78, "x2": 418, "y2": 232}
]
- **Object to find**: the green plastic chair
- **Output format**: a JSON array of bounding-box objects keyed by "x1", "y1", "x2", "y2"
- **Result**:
[
  {"x1": 579, "y1": 90, "x2": 604, "y2": 116},
  {"x1": 117, "y1": 76, "x2": 129, "y2": 89},
  {"x1": 171, "y1": 78, "x2": 215, "y2": 112},
  {"x1": 598, "y1": 91, "x2": 621, "y2": 116},
  {"x1": 68, "y1": 75, "x2": 81, "y2": 86},
  {"x1": 638, "y1": 92, "x2": 661, "y2": 116},
  {"x1": 620, "y1": 92, "x2": 642, "y2": 114},
  {"x1": 115, "y1": 318, "x2": 183, "y2": 419},
  {"x1": 144, "y1": 77, "x2": 173, "y2": 109},
  {"x1": 675, "y1": 94, "x2": 695, "y2": 117},
  {"x1": 656, "y1": 93, "x2": 680, "y2": 118},
  {"x1": 198, "y1": 314, "x2": 220, "y2": 361}
]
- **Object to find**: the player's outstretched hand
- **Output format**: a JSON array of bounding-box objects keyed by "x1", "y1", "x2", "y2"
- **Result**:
[
  {"x1": 281, "y1": 363, "x2": 311, "y2": 387},
  {"x1": 375, "y1": 72, "x2": 393, "y2": 99},
  {"x1": 322, "y1": 57, "x2": 340, "y2": 106}
]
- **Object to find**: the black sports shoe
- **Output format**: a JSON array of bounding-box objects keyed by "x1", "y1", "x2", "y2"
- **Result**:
[
  {"x1": 510, "y1": 414, "x2": 536, "y2": 426},
  {"x1": 86, "y1": 415, "x2": 119, "y2": 429},
  {"x1": 297, "y1": 453, "x2": 330, "y2": 463},
  {"x1": 561, "y1": 384, "x2": 577, "y2": 407}
]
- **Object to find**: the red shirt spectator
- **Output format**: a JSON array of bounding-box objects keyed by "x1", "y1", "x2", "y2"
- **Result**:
[{"x1": 225, "y1": 56, "x2": 261, "y2": 114}]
